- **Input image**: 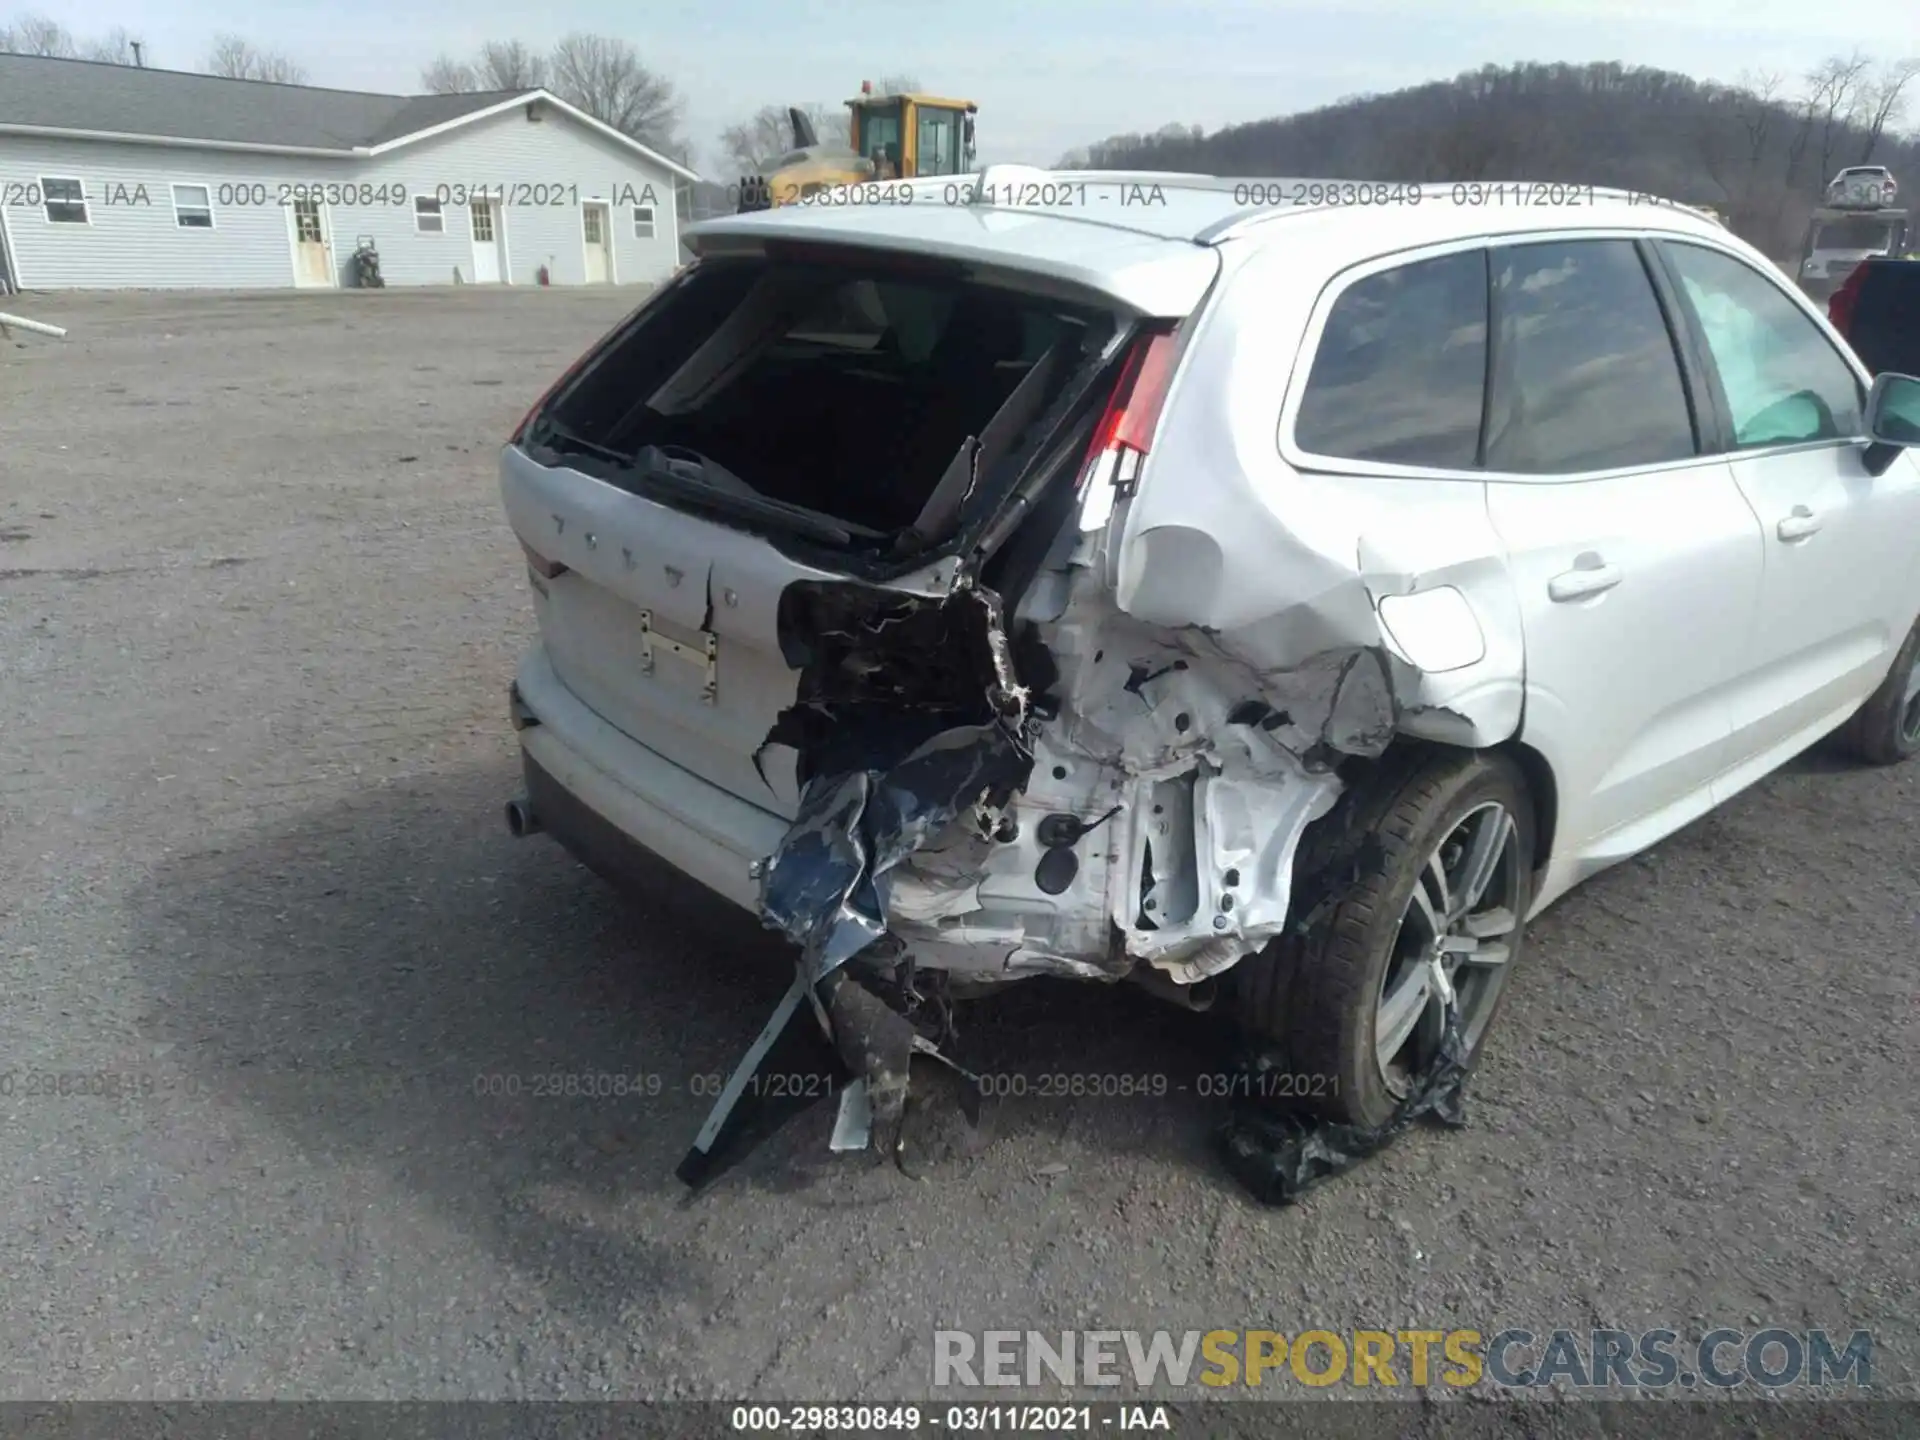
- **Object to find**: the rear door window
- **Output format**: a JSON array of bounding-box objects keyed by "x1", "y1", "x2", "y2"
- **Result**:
[
  {"x1": 1659, "y1": 241, "x2": 1865, "y2": 445},
  {"x1": 1293, "y1": 249, "x2": 1490, "y2": 470},
  {"x1": 1484, "y1": 239, "x2": 1697, "y2": 474}
]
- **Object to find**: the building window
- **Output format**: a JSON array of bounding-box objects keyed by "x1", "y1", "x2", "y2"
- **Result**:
[
  {"x1": 172, "y1": 183, "x2": 214, "y2": 229},
  {"x1": 41, "y1": 176, "x2": 88, "y2": 224},
  {"x1": 633, "y1": 205, "x2": 655, "y2": 239},
  {"x1": 414, "y1": 196, "x2": 444, "y2": 233},
  {"x1": 292, "y1": 199, "x2": 323, "y2": 243}
]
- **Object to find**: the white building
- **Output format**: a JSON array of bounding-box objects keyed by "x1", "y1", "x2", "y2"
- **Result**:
[{"x1": 0, "y1": 54, "x2": 700, "y2": 292}]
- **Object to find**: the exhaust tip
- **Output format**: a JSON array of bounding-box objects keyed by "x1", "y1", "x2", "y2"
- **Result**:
[
  {"x1": 1127, "y1": 967, "x2": 1219, "y2": 1012},
  {"x1": 505, "y1": 796, "x2": 541, "y2": 838}
]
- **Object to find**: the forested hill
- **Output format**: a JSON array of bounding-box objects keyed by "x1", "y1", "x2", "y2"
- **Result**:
[{"x1": 1061, "y1": 60, "x2": 1920, "y2": 261}]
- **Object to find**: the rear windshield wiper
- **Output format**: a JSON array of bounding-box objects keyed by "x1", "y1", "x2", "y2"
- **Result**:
[
  {"x1": 527, "y1": 423, "x2": 884, "y2": 550},
  {"x1": 630, "y1": 446, "x2": 888, "y2": 549}
]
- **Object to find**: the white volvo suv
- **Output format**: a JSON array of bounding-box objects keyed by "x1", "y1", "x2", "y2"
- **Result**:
[{"x1": 498, "y1": 173, "x2": 1920, "y2": 1144}]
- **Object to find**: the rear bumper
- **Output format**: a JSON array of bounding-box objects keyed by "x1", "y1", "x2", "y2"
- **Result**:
[{"x1": 512, "y1": 642, "x2": 787, "y2": 913}]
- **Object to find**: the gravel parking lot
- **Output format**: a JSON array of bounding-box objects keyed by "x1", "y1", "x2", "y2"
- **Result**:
[{"x1": 2, "y1": 288, "x2": 1916, "y2": 1412}]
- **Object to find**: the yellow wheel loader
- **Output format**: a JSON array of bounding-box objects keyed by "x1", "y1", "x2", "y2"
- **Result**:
[{"x1": 736, "y1": 83, "x2": 978, "y2": 212}]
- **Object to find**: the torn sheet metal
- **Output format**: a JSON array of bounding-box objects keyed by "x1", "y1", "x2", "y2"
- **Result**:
[
  {"x1": 1217, "y1": 1000, "x2": 1471, "y2": 1207},
  {"x1": 759, "y1": 720, "x2": 1033, "y2": 980}
]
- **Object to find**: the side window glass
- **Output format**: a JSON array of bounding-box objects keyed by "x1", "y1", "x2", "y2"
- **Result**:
[
  {"x1": 1661, "y1": 241, "x2": 1865, "y2": 447},
  {"x1": 1485, "y1": 240, "x2": 1696, "y2": 474},
  {"x1": 1294, "y1": 249, "x2": 1489, "y2": 469}
]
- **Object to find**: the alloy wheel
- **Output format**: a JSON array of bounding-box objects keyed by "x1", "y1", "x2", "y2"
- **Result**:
[
  {"x1": 1900, "y1": 652, "x2": 1920, "y2": 746},
  {"x1": 1373, "y1": 800, "x2": 1522, "y2": 1097}
]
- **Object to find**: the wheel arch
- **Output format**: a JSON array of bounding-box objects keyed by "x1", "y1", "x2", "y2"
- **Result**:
[
  {"x1": 1494, "y1": 737, "x2": 1559, "y2": 887},
  {"x1": 1344, "y1": 735, "x2": 1559, "y2": 883}
]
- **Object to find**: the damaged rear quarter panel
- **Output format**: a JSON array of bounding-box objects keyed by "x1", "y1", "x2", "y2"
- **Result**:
[{"x1": 1109, "y1": 235, "x2": 1525, "y2": 751}]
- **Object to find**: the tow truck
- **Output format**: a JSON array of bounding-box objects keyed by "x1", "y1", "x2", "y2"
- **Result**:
[{"x1": 1798, "y1": 168, "x2": 1909, "y2": 302}]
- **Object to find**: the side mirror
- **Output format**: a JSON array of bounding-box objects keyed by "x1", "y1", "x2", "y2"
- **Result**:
[
  {"x1": 1865, "y1": 372, "x2": 1920, "y2": 446},
  {"x1": 1861, "y1": 372, "x2": 1920, "y2": 475}
]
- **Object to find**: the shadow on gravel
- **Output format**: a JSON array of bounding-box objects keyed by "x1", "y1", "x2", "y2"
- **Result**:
[{"x1": 123, "y1": 760, "x2": 1229, "y2": 1324}]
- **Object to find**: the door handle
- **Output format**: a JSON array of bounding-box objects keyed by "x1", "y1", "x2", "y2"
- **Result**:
[
  {"x1": 1547, "y1": 553, "x2": 1622, "y2": 602},
  {"x1": 1776, "y1": 505, "x2": 1822, "y2": 541}
]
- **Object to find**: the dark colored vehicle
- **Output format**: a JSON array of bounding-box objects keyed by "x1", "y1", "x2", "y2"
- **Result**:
[{"x1": 1829, "y1": 258, "x2": 1920, "y2": 375}]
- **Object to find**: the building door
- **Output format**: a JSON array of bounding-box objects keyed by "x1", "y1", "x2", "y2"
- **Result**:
[
  {"x1": 289, "y1": 199, "x2": 333, "y2": 287},
  {"x1": 469, "y1": 199, "x2": 504, "y2": 283},
  {"x1": 582, "y1": 203, "x2": 612, "y2": 283}
]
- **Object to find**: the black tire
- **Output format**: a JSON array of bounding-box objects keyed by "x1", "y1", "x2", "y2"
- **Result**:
[
  {"x1": 1232, "y1": 748, "x2": 1535, "y2": 1131},
  {"x1": 1833, "y1": 617, "x2": 1920, "y2": 766}
]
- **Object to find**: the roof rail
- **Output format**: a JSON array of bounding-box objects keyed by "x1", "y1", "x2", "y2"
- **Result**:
[
  {"x1": 966, "y1": 165, "x2": 1367, "y2": 203},
  {"x1": 1196, "y1": 180, "x2": 1727, "y2": 243}
]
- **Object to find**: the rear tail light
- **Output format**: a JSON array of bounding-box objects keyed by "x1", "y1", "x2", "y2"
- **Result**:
[
  {"x1": 1829, "y1": 263, "x2": 1869, "y2": 334},
  {"x1": 1078, "y1": 326, "x2": 1179, "y2": 495}
]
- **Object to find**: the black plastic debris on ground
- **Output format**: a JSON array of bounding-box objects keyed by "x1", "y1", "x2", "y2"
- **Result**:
[{"x1": 1217, "y1": 1003, "x2": 1471, "y2": 1206}]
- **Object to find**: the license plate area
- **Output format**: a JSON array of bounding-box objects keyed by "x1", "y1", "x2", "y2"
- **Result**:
[{"x1": 638, "y1": 610, "x2": 719, "y2": 704}]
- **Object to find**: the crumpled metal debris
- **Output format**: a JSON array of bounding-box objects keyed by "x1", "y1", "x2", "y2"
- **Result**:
[
  {"x1": 1216, "y1": 1002, "x2": 1471, "y2": 1207},
  {"x1": 759, "y1": 721, "x2": 1032, "y2": 981},
  {"x1": 679, "y1": 717, "x2": 1023, "y2": 1185}
]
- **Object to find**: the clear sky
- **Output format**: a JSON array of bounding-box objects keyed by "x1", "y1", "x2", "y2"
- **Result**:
[{"x1": 24, "y1": 0, "x2": 1920, "y2": 173}]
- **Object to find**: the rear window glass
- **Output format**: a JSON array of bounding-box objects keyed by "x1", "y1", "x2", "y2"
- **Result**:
[
  {"x1": 1483, "y1": 240, "x2": 1696, "y2": 474},
  {"x1": 1294, "y1": 250, "x2": 1489, "y2": 470},
  {"x1": 536, "y1": 257, "x2": 1105, "y2": 542}
]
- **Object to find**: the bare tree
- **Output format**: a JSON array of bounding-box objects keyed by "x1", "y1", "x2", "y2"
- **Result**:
[
  {"x1": 1, "y1": 14, "x2": 145, "y2": 63},
  {"x1": 0, "y1": 12, "x2": 76, "y2": 56},
  {"x1": 80, "y1": 25, "x2": 139, "y2": 64},
  {"x1": 422, "y1": 41, "x2": 546, "y2": 95},
  {"x1": 549, "y1": 32, "x2": 682, "y2": 148},
  {"x1": 1856, "y1": 58, "x2": 1920, "y2": 162},
  {"x1": 420, "y1": 54, "x2": 477, "y2": 93},
  {"x1": 871, "y1": 72, "x2": 921, "y2": 94},
  {"x1": 719, "y1": 102, "x2": 840, "y2": 172},
  {"x1": 475, "y1": 39, "x2": 546, "y2": 90},
  {"x1": 205, "y1": 34, "x2": 308, "y2": 84},
  {"x1": 1734, "y1": 69, "x2": 1782, "y2": 171},
  {"x1": 1801, "y1": 53, "x2": 1872, "y2": 190}
]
